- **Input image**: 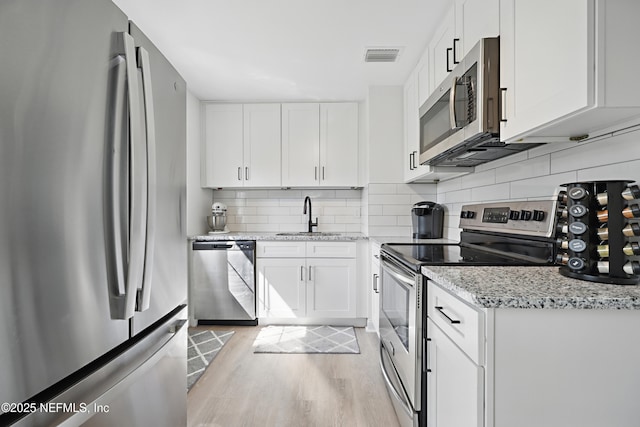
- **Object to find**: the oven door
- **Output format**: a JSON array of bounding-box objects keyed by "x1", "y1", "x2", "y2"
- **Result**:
[{"x1": 379, "y1": 254, "x2": 423, "y2": 423}]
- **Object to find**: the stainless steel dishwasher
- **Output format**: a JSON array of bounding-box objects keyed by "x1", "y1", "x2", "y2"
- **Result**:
[{"x1": 191, "y1": 240, "x2": 257, "y2": 325}]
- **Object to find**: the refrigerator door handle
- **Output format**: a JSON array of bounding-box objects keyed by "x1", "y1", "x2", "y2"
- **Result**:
[
  {"x1": 136, "y1": 46, "x2": 156, "y2": 313},
  {"x1": 107, "y1": 32, "x2": 145, "y2": 320},
  {"x1": 106, "y1": 54, "x2": 128, "y2": 305}
]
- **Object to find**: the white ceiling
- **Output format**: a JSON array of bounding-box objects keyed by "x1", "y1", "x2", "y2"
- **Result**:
[{"x1": 111, "y1": 0, "x2": 449, "y2": 102}]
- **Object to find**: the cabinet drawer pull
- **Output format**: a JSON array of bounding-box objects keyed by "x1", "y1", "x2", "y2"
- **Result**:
[{"x1": 435, "y1": 306, "x2": 461, "y2": 324}]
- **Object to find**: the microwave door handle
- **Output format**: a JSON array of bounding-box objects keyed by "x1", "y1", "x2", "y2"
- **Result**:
[{"x1": 449, "y1": 76, "x2": 459, "y2": 129}]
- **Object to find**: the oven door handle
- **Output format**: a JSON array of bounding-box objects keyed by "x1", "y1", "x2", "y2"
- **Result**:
[
  {"x1": 381, "y1": 260, "x2": 416, "y2": 288},
  {"x1": 379, "y1": 342, "x2": 414, "y2": 418}
]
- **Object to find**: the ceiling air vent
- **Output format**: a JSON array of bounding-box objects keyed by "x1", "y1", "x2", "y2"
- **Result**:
[{"x1": 364, "y1": 47, "x2": 402, "y2": 63}]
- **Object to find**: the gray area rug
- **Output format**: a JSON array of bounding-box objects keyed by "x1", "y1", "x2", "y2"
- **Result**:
[
  {"x1": 253, "y1": 325, "x2": 360, "y2": 354},
  {"x1": 187, "y1": 328, "x2": 234, "y2": 390}
]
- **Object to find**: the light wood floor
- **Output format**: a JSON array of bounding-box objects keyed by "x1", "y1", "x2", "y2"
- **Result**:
[{"x1": 187, "y1": 325, "x2": 401, "y2": 427}]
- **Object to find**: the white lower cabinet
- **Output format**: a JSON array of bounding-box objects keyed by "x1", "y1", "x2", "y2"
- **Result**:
[
  {"x1": 256, "y1": 241, "x2": 357, "y2": 321},
  {"x1": 428, "y1": 279, "x2": 640, "y2": 427},
  {"x1": 427, "y1": 282, "x2": 484, "y2": 427},
  {"x1": 427, "y1": 318, "x2": 484, "y2": 427}
]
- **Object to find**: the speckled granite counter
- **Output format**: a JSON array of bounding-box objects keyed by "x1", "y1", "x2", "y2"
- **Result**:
[
  {"x1": 189, "y1": 232, "x2": 367, "y2": 241},
  {"x1": 422, "y1": 265, "x2": 640, "y2": 310}
]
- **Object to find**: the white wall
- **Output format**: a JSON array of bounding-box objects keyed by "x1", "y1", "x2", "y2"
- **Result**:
[
  {"x1": 185, "y1": 91, "x2": 211, "y2": 236},
  {"x1": 436, "y1": 120, "x2": 640, "y2": 240}
]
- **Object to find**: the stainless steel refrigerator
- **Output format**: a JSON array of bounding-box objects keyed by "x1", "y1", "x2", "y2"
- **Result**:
[{"x1": 0, "y1": 0, "x2": 188, "y2": 425}]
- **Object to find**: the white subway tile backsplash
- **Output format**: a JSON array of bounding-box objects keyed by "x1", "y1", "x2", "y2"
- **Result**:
[
  {"x1": 495, "y1": 155, "x2": 550, "y2": 183},
  {"x1": 368, "y1": 183, "x2": 399, "y2": 194},
  {"x1": 508, "y1": 172, "x2": 577, "y2": 198},
  {"x1": 460, "y1": 169, "x2": 496, "y2": 188},
  {"x1": 470, "y1": 183, "x2": 511, "y2": 202},
  {"x1": 576, "y1": 159, "x2": 640, "y2": 182},
  {"x1": 368, "y1": 194, "x2": 412, "y2": 205},
  {"x1": 369, "y1": 216, "x2": 398, "y2": 226}
]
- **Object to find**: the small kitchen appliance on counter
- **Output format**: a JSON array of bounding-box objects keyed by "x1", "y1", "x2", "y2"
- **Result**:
[
  {"x1": 207, "y1": 202, "x2": 228, "y2": 234},
  {"x1": 556, "y1": 180, "x2": 640, "y2": 284},
  {"x1": 380, "y1": 200, "x2": 560, "y2": 427},
  {"x1": 411, "y1": 201, "x2": 444, "y2": 239}
]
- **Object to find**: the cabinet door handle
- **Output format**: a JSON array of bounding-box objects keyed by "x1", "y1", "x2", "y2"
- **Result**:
[
  {"x1": 373, "y1": 273, "x2": 379, "y2": 293},
  {"x1": 452, "y1": 38, "x2": 460, "y2": 64},
  {"x1": 500, "y1": 88, "x2": 508, "y2": 122},
  {"x1": 409, "y1": 152, "x2": 414, "y2": 170},
  {"x1": 425, "y1": 338, "x2": 432, "y2": 373},
  {"x1": 245, "y1": 166, "x2": 249, "y2": 181},
  {"x1": 322, "y1": 166, "x2": 325, "y2": 181},
  {"x1": 446, "y1": 47, "x2": 453, "y2": 72},
  {"x1": 237, "y1": 167, "x2": 242, "y2": 181},
  {"x1": 412, "y1": 151, "x2": 418, "y2": 169},
  {"x1": 435, "y1": 306, "x2": 461, "y2": 324},
  {"x1": 314, "y1": 166, "x2": 318, "y2": 181},
  {"x1": 308, "y1": 265, "x2": 313, "y2": 281},
  {"x1": 300, "y1": 265, "x2": 305, "y2": 281}
]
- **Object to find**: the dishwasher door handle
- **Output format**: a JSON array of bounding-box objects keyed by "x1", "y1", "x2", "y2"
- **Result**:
[{"x1": 192, "y1": 242, "x2": 234, "y2": 250}]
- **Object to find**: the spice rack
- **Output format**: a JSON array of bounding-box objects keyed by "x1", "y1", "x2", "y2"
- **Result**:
[{"x1": 556, "y1": 180, "x2": 640, "y2": 285}]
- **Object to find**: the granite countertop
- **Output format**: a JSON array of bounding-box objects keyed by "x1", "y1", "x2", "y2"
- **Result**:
[
  {"x1": 189, "y1": 232, "x2": 368, "y2": 241},
  {"x1": 423, "y1": 265, "x2": 640, "y2": 310}
]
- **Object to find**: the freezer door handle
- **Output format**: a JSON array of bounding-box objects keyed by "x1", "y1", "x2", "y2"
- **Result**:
[{"x1": 136, "y1": 46, "x2": 157, "y2": 313}]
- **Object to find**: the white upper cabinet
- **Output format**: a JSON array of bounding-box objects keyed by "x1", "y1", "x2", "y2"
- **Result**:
[
  {"x1": 499, "y1": 0, "x2": 640, "y2": 143},
  {"x1": 428, "y1": 0, "x2": 499, "y2": 92},
  {"x1": 282, "y1": 102, "x2": 359, "y2": 188},
  {"x1": 455, "y1": 0, "x2": 499, "y2": 59},
  {"x1": 243, "y1": 104, "x2": 282, "y2": 187},
  {"x1": 282, "y1": 103, "x2": 320, "y2": 187},
  {"x1": 320, "y1": 103, "x2": 359, "y2": 187},
  {"x1": 428, "y1": 6, "x2": 456, "y2": 91},
  {"x1": 202, "y1": 104, "x2": 243, "y2": 188},
  {"x1": 202, "y1": 103, "x2": 281, "y2": 188}
]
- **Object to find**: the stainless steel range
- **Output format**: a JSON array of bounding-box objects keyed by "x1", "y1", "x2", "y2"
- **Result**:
[{"x1": 379, "y1": 200, "x2": 559, "y2": 427}]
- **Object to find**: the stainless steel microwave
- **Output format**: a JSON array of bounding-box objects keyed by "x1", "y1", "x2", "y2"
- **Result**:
[{"x1": 418, "y1": 37, "x2": 540, "y2": 167}]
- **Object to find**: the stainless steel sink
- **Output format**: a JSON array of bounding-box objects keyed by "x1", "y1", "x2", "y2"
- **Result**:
[{"x1": 276, "y1": 232, "x2": 341, "y2": 236}]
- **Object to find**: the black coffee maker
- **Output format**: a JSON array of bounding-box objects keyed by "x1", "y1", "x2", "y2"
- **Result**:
[{"x1": 411, "y1": 201, "x2": 444, "y2": 239}]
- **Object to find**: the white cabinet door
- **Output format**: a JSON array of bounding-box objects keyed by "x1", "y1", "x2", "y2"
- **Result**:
[
  {"x1": 306, "y1": 258, "x2": 357, "y2": 318},
  {"x1": 202, "y1": 104, "x2": 243, "y2": 187},
  {"x1": 257, "y1": 258, "x2": 306, "y2": 318},
  {"x1": 429, "y1": 6, "x2": 456, "y2": 90},
  {"x1": 427, "y1": 318, "x2": 484, "y2": 427},
  {"x1": 370, "y1": 243, "x2": 381, "y2": 335},
  {"x1": 243, "y1": 103, "x2": 282, "y2": 187},
  {"x1": 456, "y1": 0, "x2": 499, "y2": 58},
  {"x1": 499, "y1": 0, "x2": 591, "y2": 141},
  {"x1": 282, "y1": 103, "x2": 320, "y2": 187},
  {"x1": 416, "y1": 49, "x2": 430, "y2": 109},
  {"x1": 320, "y1": 103, "x2": 359, "y2": 187},
  {"x1": 403, "y1": 69, "x2": 429, "y2": 182}
]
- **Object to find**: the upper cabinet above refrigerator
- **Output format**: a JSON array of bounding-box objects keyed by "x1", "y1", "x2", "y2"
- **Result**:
[{"x1": 499, "y1": 0, "x2": 640, "y2": 144}]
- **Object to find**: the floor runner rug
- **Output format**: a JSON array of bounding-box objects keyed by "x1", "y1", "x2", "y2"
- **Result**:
[
  {"x1": 187, "y1": 329, "x2": 234, "y2": 390},
  {"x1": 253, "y1": 325, "x2": 360, "y2": 354}
]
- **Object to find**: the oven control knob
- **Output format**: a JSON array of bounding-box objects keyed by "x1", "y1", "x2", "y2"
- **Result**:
[
  {"x1": 521, "y1": 210, "x2": 533, "y2": 221},
  {"x1": 461, "y1": 210, "x2": 475, "y2": 219},
  {"x1": 509, "y1": 210, "x2": 520, "y2": 220},
  {"x1": 533, "y1": 210, "x2": 545, "y2": 221}
]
